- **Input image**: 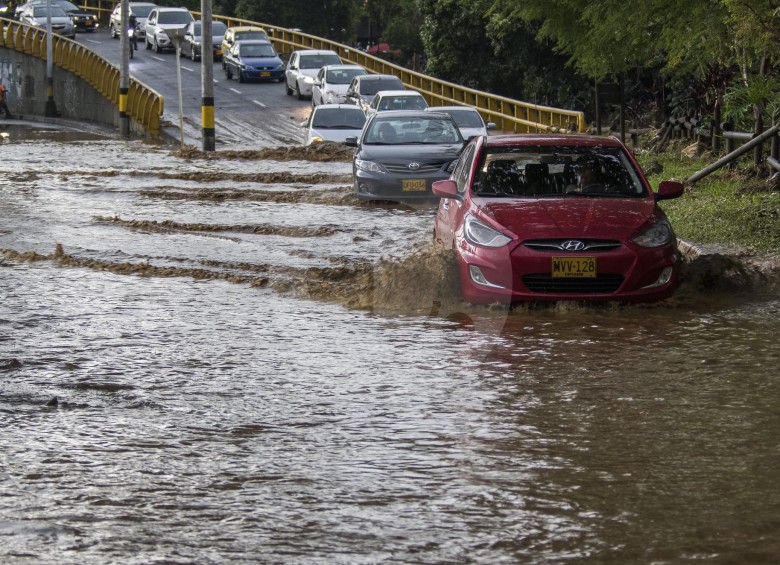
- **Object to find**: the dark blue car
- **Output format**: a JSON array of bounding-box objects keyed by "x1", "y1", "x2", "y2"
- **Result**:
[{"x1": 223, "y1": 40, "x2": 285, "y2": 83}]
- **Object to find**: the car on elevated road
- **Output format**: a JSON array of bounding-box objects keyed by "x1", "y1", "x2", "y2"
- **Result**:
[{"x1": 144, "y1": 6, "x2": 194, "y2": 53}]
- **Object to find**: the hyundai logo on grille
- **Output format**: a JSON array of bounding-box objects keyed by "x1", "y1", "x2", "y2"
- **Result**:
[
  {"x1": 408, "y1": 162, "x2": 421, "y2": 170},
  {"x1": 561, "y1": 240, "x2": 586, "y2": 251}
]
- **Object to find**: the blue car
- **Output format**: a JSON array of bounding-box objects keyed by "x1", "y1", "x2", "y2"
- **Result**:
[{"x1": 223, "y1": 40, "x2": 285, "y2": 83}]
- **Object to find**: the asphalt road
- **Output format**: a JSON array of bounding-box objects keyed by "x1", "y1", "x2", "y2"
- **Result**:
[{"x1": 80, "y1": 27, "x2": 310, "y2": 148}]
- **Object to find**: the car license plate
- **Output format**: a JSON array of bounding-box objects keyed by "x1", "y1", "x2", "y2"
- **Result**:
[
  {"x1": 402, "y1": 179, "x2": 426, "y2": 192},
  {"x1": 260, "y1": 71, "x2": 270, "y2": 77},
  {"x1": 552, "y1": 256, "x2": 596, "y2": 278}
]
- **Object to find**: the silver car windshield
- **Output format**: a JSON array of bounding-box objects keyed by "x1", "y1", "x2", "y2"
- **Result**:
[{"x1": 365, "y1": 117, "x2": 461, "y2": 145}]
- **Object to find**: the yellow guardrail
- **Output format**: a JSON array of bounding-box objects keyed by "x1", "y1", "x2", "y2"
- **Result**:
[
  {"x1": 0, "y1": 17, "x2": 163, "y2": 135},
  {"x1": 206, "y1": 15, "x2": 586, "y2": 134}
]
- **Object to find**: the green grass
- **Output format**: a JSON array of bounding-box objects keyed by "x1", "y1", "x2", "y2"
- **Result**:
[{"x1": 635, "y1": 147, "x2": 780, "y2": 254}]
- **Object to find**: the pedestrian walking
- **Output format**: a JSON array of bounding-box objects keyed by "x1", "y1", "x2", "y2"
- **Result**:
[{"x1": 0, "y1": 83, "x2": 13, "y2": 119}]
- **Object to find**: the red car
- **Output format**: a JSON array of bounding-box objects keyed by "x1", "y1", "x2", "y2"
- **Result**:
[{"x1": 432, "y1": 134, "x2": 685, "y2": 304}]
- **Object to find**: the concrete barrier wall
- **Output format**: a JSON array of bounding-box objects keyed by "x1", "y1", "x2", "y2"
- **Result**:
[{"x1": 1, "y1": 46, "x2": 117, "y2": 127}]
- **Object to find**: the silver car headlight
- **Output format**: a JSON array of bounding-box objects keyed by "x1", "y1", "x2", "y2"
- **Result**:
[
  {"x1": 302, "y1": 76, "x2": 315, "y2": 85},
  {"x1": 464, "y1": 215, "x2": 511, "y2": 248},
  {"x1": 355, "y1": 159, "x2": 386, "y2": 174},
  {"x1": 631, "y1": 218, "x2": 674, "y2": 248}
]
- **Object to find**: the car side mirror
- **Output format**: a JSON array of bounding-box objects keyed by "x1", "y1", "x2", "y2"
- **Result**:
[
  {"x1": 656, "y1": 180, "x2": 685, "y2": 201},
  {"x1": 432, "y1": 179, "x2": 460, "y2": 199},
  {"x1": 486, "y1": 122, "x2": 496, "y2": 130},
  {"x1": 344, "y1": 136, "x2": 358, "y2": 147}
]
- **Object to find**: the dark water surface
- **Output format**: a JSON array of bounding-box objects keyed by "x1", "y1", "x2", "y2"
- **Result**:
[{"x1": 2, "y1": 125, "x2": 780, "y2": 564}]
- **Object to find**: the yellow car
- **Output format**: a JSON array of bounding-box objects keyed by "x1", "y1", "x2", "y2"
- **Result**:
[{"x1": 221, "y1": 26, "x2": 270, "y2": 68}]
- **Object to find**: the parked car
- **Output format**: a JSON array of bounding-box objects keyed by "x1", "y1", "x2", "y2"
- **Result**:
[
  {"x1": 144, "y1": 6, "x2": 194, "y2": 53},
  {"x1": 311, "y1": 64, "x2": 367, "y2": 107},
  {"x1": 16, "y1": 0, "x2": 95, "y2": 31},
  {"x1": 284, "y1": 49, "x2": 342, "y2": 100},
  {"x1": 303, "y1": 104, "x2": 367, "y2": 145},
  {"x1": 109, "y1": 2, "x2": 157, "y2": 39},
  {"x1": 365, "y1": 90, "x2": 428, "y2": 116},
  {"x1": 344, "y1": 110, "x2": 464, "y2": 201},
  {"x1": 431, "y1": 134, "x2": 685, "y2": 304},
  {"x1": 180, "y1": 20, "x2": 227, "y2": 61},
  {"x1": 345, "y1": 74, "x2": 405, "y2": 113},
  {"x1": 220, "y1": 25, "x2": 268, "y2": 68},
  {"x1": 426, "y1": 105, "x2": 495, "y2": 140},
  {"x1": 223, "y1": 40, "x2": 285, "y2": 83},
  {"x1": 18, "y1": 4, "x2": 75, "y2": 38}
]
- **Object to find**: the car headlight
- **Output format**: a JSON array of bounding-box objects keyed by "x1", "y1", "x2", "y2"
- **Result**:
[
  {"x1": 157, "y1": 30, "x2": 169, "y2": 39},
  {"x1": 302, "y1": 76, "x2": 315, "y2": 85},
  {"x1": 631, "y1": 218, "x2": 674, "y2": 248},
  {"x1": 464, "y1": 215, "x2": 511, "y2": 247},
  {"x1": 355, "y1": 159, "x2": 386, "y2": 174}
]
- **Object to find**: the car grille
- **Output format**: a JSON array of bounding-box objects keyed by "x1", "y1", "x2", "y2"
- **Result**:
[
  {"x1": 524, "y1": 239, "x2": 622, "y2": 252},
  {"x1": 383, "y1": 162, "x2": 446, "y2": 174},
  {"x1": 522, "y1": 274, "x2": 624, "y2": 294}
]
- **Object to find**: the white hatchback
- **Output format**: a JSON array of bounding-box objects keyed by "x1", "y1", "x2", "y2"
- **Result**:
[
  {"x1": 284, "y1": 49, "x2": 342, "y2": 100},
  {"x1": 311, "y1": 64, "x2": 368, "y2": 107}
]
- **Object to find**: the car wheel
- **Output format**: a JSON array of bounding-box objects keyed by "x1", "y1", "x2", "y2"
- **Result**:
[
  {"x1": 285, "y1": 80, "x2": 292, "y2": 96},
  {"x1": 154, "y1": 40, "x2": 161, "y2": 53},
  {"x1": 191, "y1": 49, "x2": 197, "y2": 62},
  {"x1": 296, "y1": 83, "x2": 304, "y2": 101},
  {"x1": 225, "y1": 67, "x2": 232, "y2": 80},
  {"x1": 109, "y1": 23, "x2": 117, "y2": 39},
  {"x1": 145, "y1": 37, "x2": 151, "y2": 50},
  {"x1": 238, "y1": 72, "x2": 245, "y2": 84}
]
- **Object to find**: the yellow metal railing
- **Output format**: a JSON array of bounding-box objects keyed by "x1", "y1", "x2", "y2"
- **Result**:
[
  {"x1": 202, "y1": 16, "x2": 586, "y2": 134},
  {"x1": 0, "y1": 17, "x2": 163, "y2": 135}
]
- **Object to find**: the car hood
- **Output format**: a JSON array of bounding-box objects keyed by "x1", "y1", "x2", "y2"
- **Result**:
[
  {"x1": 478, "y1": 197, "x2": 657, "y2": 238},
  {"x1": 31, "y1": 15, "x2": 71, "y2": 24},
  {"x1": 237, "y1": 56, "x2": 283, "y2": 66},
  {"x1": 309, "y1": 127, "x2": 364, "y2": 144},
  {"x1": 359, "y1": 143, "x2": 463, "y2": 162}
]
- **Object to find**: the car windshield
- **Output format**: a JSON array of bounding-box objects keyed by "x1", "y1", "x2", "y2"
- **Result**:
[
  {"x1": 473, "y1": 146, "x2": 646, "y2": 198},
  {"x1": 235, "y1": 30, "x2": 268, "y2": 41},
  {"x1": 378, "y1": 95, "x2": 428, "y2": 111},
  {"x1": 361, "y1": 78, "x2": 404, "y2": 95},
  {"x1": 32, "y1": 6, "x2": 67, "y2": 16},
  {"x1": 365, "y1": 117, "x2": 461, "y2": 145},
  {"x1": 312, "y1": 108, "x2": 366, "y2": 130},
  {"x1": 158, "y1": 11, "x2": 192, "y2": 24},
  {"x1": 192, "y1": 21, "x2": 226, "y2": 36},
  {"x1": 130, "y1": 5, "x2": 155, "y2": 17},
  {"x1": 299, "y1": 54, "x2": 341, "y2": 69},
  {"x1": 445, "y1": 109, "x2": 484, "y2": 128},
  {"x1": 326, "y1": 68, "x2": 366, "y2": 85},
  {"x1": 239, "y1": 43, "x2": 275, "y2": 57}
]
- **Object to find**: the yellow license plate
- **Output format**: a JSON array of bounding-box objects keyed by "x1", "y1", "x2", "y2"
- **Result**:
[
  {"x1": 260, "y1": 71, "x2": 270, "y2": 77},
  {"x1": 552, "y1": 256, "x2": 596, "y2": 278},
  {"x1": 402, "y1": 179, "x2": 426, "y2": 192}
]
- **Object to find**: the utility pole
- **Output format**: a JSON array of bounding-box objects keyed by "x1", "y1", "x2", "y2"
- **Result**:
[
  {"x1": 201, "y1": 0, "x2": 215, "y2": 151},
  {"x1": 119, "y1": 0, "x2": 130, "y2": 136},
  {"x1": 44, "y1": 0, "x2": 58, "y2": 116}
]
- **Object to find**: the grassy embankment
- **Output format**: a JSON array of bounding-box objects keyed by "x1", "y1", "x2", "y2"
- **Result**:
[{"x1": 634, "y1": 142, "x2": 780, "y2": 255}]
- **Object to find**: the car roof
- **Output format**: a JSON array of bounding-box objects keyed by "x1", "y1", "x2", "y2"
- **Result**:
[
  {"x1": 376, "y1": 90, "x2": 422, "y2": 97},
  {"x1": 233, "y1": 39, "x2": 272, "y2": 46},
  {"x1": 294, "y1": 49, "x2": 339, "y2": 55},
  {"x1": 322, "y1": 64, "x2": 364, "y2": 70},
  {"x1": 428, "y1": 105, "x2": 479, "y2": 112},
  {"x1": 371, "y1": 110, "x2": 447, "y2": 119},
  {"x1": 314, "y1": 103, "x2": 365, "y2": 111},
  {"x1": 155, "y1": 6, "x2": 189, "y2": 11},
  {"x1": 484, "y1": 134, "x2": 625, "y2": 148},
  {"x1": 358, "y1": 74, "x2": 401, "y2": 81}
]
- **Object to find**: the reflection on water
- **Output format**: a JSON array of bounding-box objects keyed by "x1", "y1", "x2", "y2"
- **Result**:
[{"x1": 2, "y1": 127, "x2": 780, "y2": 563}]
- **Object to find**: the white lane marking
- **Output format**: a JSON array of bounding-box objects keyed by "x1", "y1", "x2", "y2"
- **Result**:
[
  {"x1": 151, "y1": 56, "x2": 166, "y2": 62},
  {"x1": 181, "y1": 66, "x2": 195, "y2": 73},
  {"x1": 83, "y1": 39, "x2": 101, "y2": 45},
  {"x1": 253, "y1": 100, "x2": 266, "y2": 108},
  {"x1": 229, "y1": 88, "x2": 242, "y2": 94}
]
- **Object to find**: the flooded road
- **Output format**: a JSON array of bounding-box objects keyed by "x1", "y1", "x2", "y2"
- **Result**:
[{"x1": 2, "y1": 123, "x2": 780, "y2": 564}]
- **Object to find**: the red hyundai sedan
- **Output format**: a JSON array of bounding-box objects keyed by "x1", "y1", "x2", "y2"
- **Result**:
[{"x1": 432, "y1": 134, "x2": 685, "y2": 304}]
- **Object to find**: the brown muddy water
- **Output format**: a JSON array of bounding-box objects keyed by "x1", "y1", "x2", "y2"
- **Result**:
[{"x1": 2, "y1": 123, "x2": 780, "y2": 564}]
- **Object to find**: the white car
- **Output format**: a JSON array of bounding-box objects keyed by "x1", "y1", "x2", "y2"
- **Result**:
[
  {"x1": 365, "y1": 90, "x2": 428, "y2": 117},
  {"x1": 284, "y1": 49, "x2": 342, "y2": 100},
  {"x1": 425, "y1": 105, "x2": 496, "y2": 139},
  {"x1": 109, "y1": 2, "x2": 157, "y2": 39},
  {"x1": 302, "y1": 104, "x2": 367, "y2": 145},
  {"x1": 144, "y1": 6, "x2": 194, "y2": 53},
  {"x1": 311, "y1": 64, "x2": 367, "y2": 107}
]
